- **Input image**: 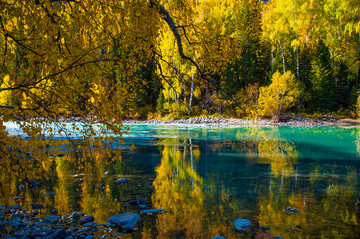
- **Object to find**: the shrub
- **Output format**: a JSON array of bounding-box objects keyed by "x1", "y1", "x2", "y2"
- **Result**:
[{"x1": 258, "y1": 71, "x2": 304, "y2": 117}]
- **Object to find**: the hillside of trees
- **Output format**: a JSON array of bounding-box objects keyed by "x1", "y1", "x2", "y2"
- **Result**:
[{"x1": 1, "y1": 0, "x2": 360, "y2": 120}]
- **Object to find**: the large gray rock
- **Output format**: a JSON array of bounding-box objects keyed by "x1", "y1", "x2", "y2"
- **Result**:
[
  {"x1": 233, "y1": 218, "x2": 252, "y2": 232},
  {"x1": 107, "y1": 213, "x2": 140, "y2": 230}
]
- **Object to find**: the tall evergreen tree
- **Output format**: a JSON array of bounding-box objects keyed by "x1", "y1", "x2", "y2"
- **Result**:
[
  {"x1": 221, "y1": 0, "x2": 266, "y2": 96},
  {"x1": 309, "y1": 40, "x2": 336, "y2": 111}
]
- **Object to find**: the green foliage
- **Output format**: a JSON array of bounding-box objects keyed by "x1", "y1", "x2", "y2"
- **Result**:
[{"x1": 308, "y1": 40, "x2": 336, "y2": 112}]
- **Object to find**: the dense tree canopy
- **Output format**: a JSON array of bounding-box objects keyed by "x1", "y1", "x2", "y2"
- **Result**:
[
  {"x1": 1, "y1": 0, "x2": 360, "y2": 190},
  {"x1": 1, "y1": 0, "x2": 360, "y2": 121}
]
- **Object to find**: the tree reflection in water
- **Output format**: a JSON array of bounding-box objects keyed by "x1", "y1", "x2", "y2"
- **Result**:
[{"x1": 0, "y1": 126, "x2": 359, "y2": 238}]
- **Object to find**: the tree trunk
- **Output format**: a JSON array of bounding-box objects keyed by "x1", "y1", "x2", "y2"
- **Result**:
[
  {"x1": 278, "y1": 40, "x2": 286, "y2": 73},
  {"x1": 188, "y1": 74, "x2": 194, "y2": 115}
]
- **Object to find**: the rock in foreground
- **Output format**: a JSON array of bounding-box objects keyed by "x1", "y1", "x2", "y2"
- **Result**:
[
  {"x1": 233, "y1": 218, "x2": 252, "y2": 232},
  {"x1": 107, "y1": 213, "x2": 140, "y2": 231}
]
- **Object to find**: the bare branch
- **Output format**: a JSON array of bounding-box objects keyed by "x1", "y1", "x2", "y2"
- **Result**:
[{"x1": 152, "y1": 1, "x2": 247, "y2": 114}]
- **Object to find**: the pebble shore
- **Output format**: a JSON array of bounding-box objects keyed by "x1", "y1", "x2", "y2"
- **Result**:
[
  {"x1": 0, "y1": 205, "x2": 119, "y2": 239},
  {"x1": 121, "y1": 116, "x2": 360, "y2": 127}
]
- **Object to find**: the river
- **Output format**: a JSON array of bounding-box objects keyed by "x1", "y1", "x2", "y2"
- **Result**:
[{"x1": 1, "y1": 123, "x2": 360, "y2": 238}]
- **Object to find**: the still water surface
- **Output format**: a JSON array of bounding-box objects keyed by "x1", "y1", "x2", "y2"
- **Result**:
[{"x1": 2, "y1": 124, "x2": 360, "y2": 238}]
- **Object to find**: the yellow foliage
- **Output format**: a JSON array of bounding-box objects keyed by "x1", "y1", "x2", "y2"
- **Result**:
[
  {"x1": 258, "y1": 71, "x2": 304, "y2": 117},
  {"x1": 0, "y1": 75, "x2": 12, "y2": 106}
]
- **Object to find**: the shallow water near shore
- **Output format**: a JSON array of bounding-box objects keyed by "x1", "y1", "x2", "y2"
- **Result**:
[{"x1": 2, "y1": 124, "x2": 360, "y2": 238}]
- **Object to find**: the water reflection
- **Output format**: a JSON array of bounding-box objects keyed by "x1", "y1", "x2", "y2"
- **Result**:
[{"x1": 0, "y1": 125, "x2": 359, "y2": 238}]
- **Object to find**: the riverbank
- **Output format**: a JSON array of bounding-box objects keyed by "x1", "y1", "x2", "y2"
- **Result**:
[
  {"x1": 122, "y1": 115, "x2": 360, "y2": 127},
  {"x1": 8, "y1": 115, "x2": 360, "y2": 127}
]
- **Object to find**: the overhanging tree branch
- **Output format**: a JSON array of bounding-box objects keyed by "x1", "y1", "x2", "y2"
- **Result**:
[{"x1": 152, "y1": 1, "x2": 247, "y2": 114}]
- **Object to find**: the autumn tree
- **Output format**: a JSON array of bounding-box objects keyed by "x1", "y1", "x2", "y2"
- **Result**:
[{"x1": 258, "y1": 71, "x2": 304, "y2": 117}]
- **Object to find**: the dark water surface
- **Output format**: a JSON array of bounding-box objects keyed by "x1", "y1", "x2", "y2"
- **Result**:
[{"x1": 2, "y1": 124, "x2": 360, "y2": 238}]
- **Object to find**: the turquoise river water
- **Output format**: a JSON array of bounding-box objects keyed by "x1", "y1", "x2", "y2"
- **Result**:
[{"x1": 2, "y1": 123, "x2": 360, "y2": 238}]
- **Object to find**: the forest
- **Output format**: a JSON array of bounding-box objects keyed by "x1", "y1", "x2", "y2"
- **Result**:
[
  {"x1": 0, "y1": 0, "x2": 360, "y2": 121},
  {"x1": 1, "y1": 1, "x2": 360, "y2": 238}
]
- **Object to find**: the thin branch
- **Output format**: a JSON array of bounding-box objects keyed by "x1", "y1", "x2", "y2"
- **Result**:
[
  {"x1": 0, "y1": 45, "x2": 108, "y2": 92},
  {"x1": 153, "y1": 1, "x2": 247, "y2": 114},
  {"x1": 0, "y1": 105, "x2": 40, "y2": 111}
]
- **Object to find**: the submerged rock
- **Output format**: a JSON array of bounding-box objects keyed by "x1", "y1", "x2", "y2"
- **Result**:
[
  {"x1": 138, "y1": 204, "x2": 148, "y2": 210},
  {"x1": 107, "y1": 213, "x2": 140, "y2": 231},
  {"x1": 31, "y1": 203, "x2": 44, "y2": 209},
  {"x1": 233, "y1": 218, "x2": 252, "y2": 232},
  {"x1": 114, "y1": 178, "x2": 128, "y2": 184},
  {"x1": 283, "y1": 206, "x2": 300, "y2": 213},
  {"x1": 260, "y1": 226, "x2": 271, "y2": 231},
  {"x1": 140, "y1": 208, "x2": 167, "y2": 215},
  {"x1": 124, "y1": 199, "x2": 147, "y2": 207},
  {"x1": 28, "y1": 180, "x2": 40, "y2": 188}
]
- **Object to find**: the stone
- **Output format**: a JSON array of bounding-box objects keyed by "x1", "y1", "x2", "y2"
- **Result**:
[
  {"x1": 29, "y1": 228, "x2": 55, "y2": 238},
  {"x1": 44, "y1": 215, "x2": 59, "y2": 224},
  {"x1": 14, "y1": 230, "x2": 27, "y2": 237},
  {"x1": 10, "y1": 205, "x2": 21, "y2": 210},
  {"x1": 212, "y1": 236, "x2": 225, "y2": 239},
  {"x1": 32, "y1": 210, "x2": 38, "y2": 216},
  {"x1": 233, "y1": 219, "x2": 252, "y2": 232},
  {"x1": 140, "y1": 208, "x2": 167, "y2": 215},
  {"x1": 48, "y1": 192, "x2": 57, "y2": 196},
  {"x1": 83, "y1": 222, "x2": 96, "y2": 227},
  {"x1": 31, "y1": 204, "x2": 44, "y2": 209},
  {"x1": 107, "y1": 213, "x2": 140, "y2": 230},
  {"x1": 260, "y1": 226, "x2": 271, "y2": 231},
  {"x1": 79, "y1": 215, "x2": 94, "y2": 225},
  {"x1": 124, "y1": 199, "x2": 147, "y2": 207},
  {"x1": 138, "y1": 204, "x2": 148, "y2": 210},
  {"x1": 68, "y1": 211, "x2": 83, "y2": 219},
  {"x1": 114, "y1": 178, "x2": 128, "y2": 184},
  {"x1": 46, "y1": 229, "x2": 67, "y2": 239},
  {"x1": 283, "y1": 206, "x2": 300, "y2": 213},
  {"x1": 28, "y1": 180, "x2": 40, "y2": 188}
]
